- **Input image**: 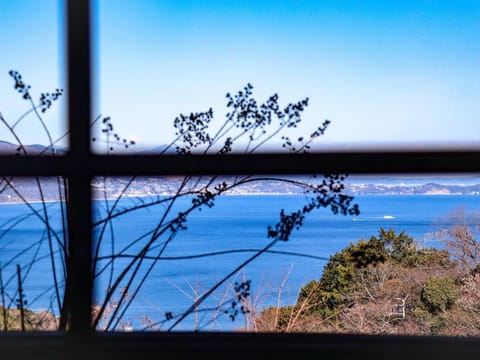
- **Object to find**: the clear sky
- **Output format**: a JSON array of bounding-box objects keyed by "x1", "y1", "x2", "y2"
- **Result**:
[
  {"x1": 0, "y1": 0, "x2": 65, "y2": 147},
  {"x1": 1, "y1": 0, "x2": 479, "y2": 151}
]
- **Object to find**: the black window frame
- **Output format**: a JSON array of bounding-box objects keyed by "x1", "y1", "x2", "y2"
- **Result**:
[{"x1": 0, "y1": 0, "x2": 480, "y2": 358}]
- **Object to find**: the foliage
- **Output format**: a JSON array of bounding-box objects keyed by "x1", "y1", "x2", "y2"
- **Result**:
[
  {"x1": 407, "y1": 248, "x2": 453, "y2": 268},
  {"x1": 297, "y1": 228, "x2": 419, "y2": 317},
  {"x1": 428, "y1": 314, "x2": 448, "y2": 334},
  {"x1": 421, "y1": 277, "x2": 457, "y2": 314},
  {"x1": 257, "y1": 227, "x2": 472, "y2": 335},
  {"x1": 256, "y1": 305, "x2": 295, "y2": 331},
  {"x1": 373, "y1": 228, "x2": 416, "y2": 265},
  {"x1": 0, "y1": 305, "x2": 57, "y2": 331},
  {"x1": 242, "y1": 223, "x2": 480, "y2": 337}
]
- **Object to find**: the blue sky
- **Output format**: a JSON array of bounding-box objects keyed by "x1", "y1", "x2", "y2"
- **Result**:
[
  {"x1": 0, "y1": 0, "x2": 479, "y2": 151},
  {"x1": 0, "y1": 0, "x2": 65, "y2": 147}
]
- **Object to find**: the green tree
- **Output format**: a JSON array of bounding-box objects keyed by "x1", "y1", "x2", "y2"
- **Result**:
[
  {"x1": 297, "y1": 231, "x2": 390, "y2": 317},
  {"x1": 421, "y1": 277, "x2": 457, "y2": 314},
  {"x1": 297, "y1": 229, "x2": 428, "y2": 318},
  {"x1": 374, "y1": 228, "x2": 415, "y2": 265}
]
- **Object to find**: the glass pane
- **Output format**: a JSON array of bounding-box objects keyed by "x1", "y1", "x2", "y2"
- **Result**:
[
  {"x1": 92, "y1": 174, "x2": 480, "y2": 335},
  {"x1": 94, "y1": 0, "x2": 480, "y2": 154},
  {"x1": 0, "y1": 176, "x2": 68, "y2": 331},
  {"x1": 0, "y1": 0, "x2": 66, "y2": 154}
]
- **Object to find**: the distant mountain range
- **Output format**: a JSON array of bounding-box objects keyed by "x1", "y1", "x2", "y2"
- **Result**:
[
  {"x1": 0, "y1": 140, "x2": 179, "y2": 155},
  {"x1": 0, "y1": 140, "x2": 66, "y2": 155}
]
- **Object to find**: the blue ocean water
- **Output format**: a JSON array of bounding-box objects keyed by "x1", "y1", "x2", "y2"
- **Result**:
[{"x1": 1, "y1": 195, "x2": 480, "y2": 330}]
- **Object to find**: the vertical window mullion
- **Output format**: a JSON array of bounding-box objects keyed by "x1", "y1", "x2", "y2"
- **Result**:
[{"x1": 66, "y1": 0, "x2": 93, "y2": 336}]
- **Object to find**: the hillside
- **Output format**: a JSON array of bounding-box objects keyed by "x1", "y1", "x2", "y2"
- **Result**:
[{"x1": 253, "y1": 228, "x2": 480, "y2": 336}]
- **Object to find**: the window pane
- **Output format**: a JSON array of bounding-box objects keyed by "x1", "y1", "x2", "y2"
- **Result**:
[
  {"x1": 92, "y1": 174, "x2": 480, "y2": 334},
  {"x1": 0, "y1": 176, "x2": 67, "y2": 331},
  {"x1": 94, "y1": 1, "x2": 480, "y2": 154},
  {"x1": 0, "y1": 1, "x2": 66, "y2": 154}
]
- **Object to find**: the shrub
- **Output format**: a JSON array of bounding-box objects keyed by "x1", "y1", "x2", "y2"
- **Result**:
[
  {"x1": 429, "y1": 315, "x2": 447, "y2": 334},
  {"x1": 256, "y1": 305, "x2": 296, "y2": 331},
  {"x1": 421, "y1": 277, "x2": 457, "y2": 314}
]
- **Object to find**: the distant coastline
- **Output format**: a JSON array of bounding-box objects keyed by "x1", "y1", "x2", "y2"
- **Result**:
[
  {"x1": 2, "y1": 176, "x2": 480, "y2": 205},
  {"x1": 0, "y1": 192, "x2": 480, "y2": 205}
]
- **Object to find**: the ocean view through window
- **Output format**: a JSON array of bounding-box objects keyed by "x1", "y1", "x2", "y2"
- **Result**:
[
  {"x1": 3, "y1": 174, "x2": 480, "y2": 334},
  {"x1": 1, "y1": 0, "x2": 480, "y2": 359}
]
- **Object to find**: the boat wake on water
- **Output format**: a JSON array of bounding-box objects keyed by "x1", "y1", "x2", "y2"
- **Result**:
[{"x1": 353, "y1": 215, "x2": 396, "y2": 221}]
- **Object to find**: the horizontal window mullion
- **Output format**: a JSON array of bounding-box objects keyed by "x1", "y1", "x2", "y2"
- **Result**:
[
  {"x1": 0, "y1": 151, "x2": 480, "y2": 176},
  {"x1": 90, "y1": 151, "x2": 480, "y2": 175},
  {"x1": 0, "y1": 332, "x2": 480, "y2": 357},
  {"x1": 0, "y1": 157, "x2": 72, "y2": 176}
]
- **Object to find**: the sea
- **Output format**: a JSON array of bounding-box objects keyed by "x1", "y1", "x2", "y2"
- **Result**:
[{"x1": 1, "y1": 194, "x2": 480, "y2": 331}]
